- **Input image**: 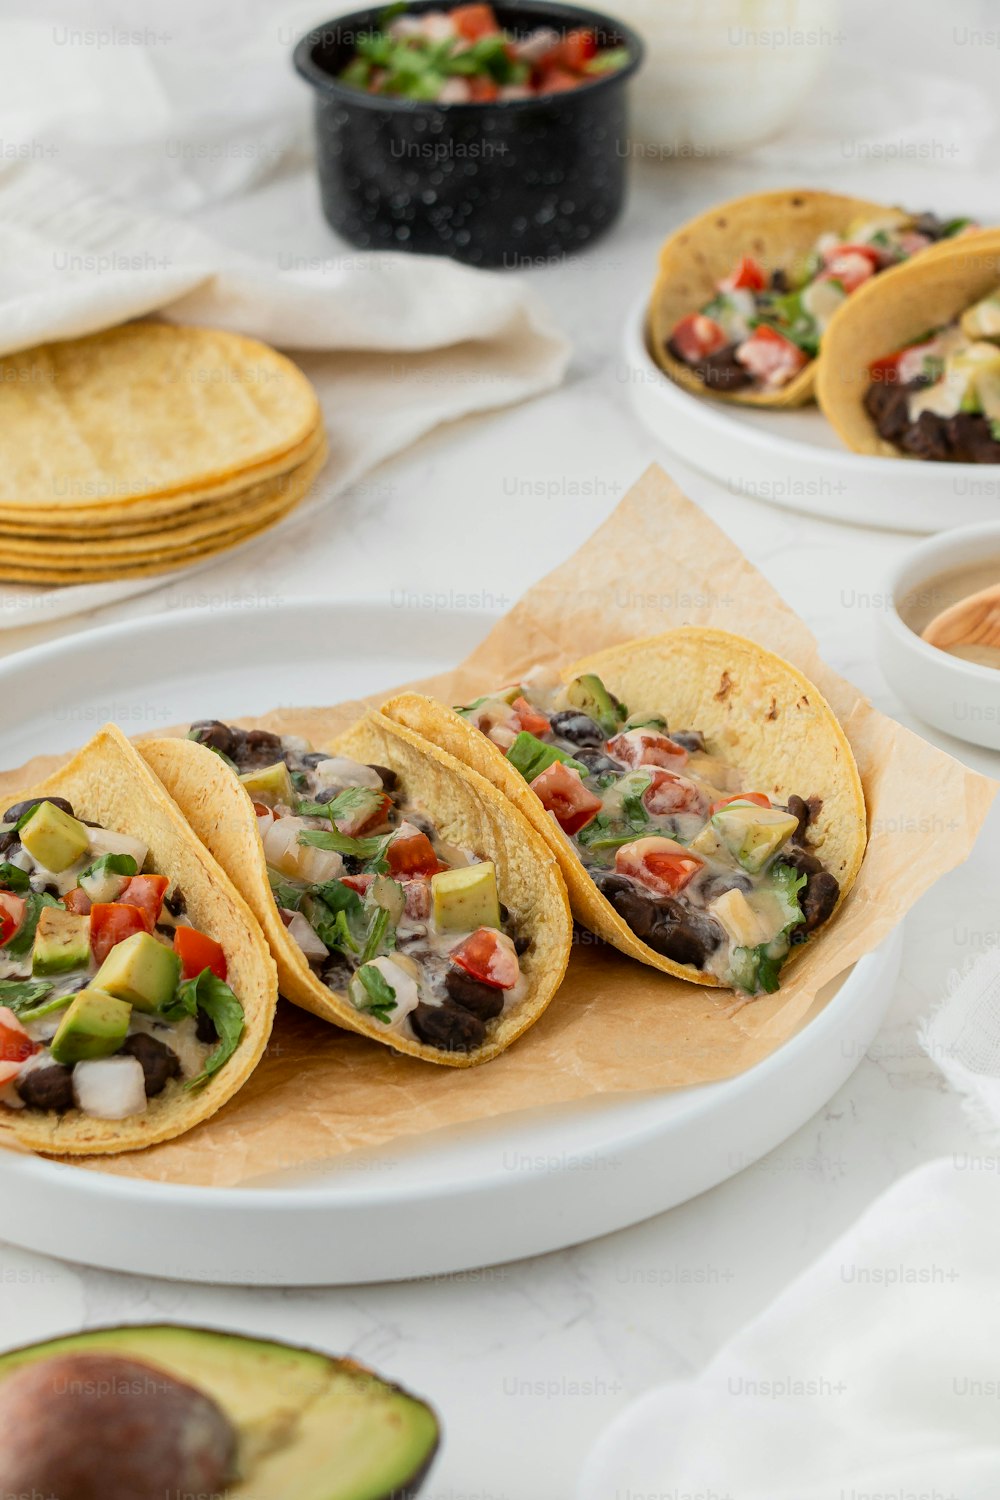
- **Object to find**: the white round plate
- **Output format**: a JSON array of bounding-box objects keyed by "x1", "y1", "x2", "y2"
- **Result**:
[
  {"x1": 624, "y1": 296, "x2": 996, "y2": 534},
  {"x1": 0, "y1": 602, "x2": 900, "y2": 1285}
]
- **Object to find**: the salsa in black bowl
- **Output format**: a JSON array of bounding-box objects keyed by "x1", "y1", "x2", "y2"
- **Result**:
[{"x1": 293, "y1": 1, "x2": 644, "y2": 267}]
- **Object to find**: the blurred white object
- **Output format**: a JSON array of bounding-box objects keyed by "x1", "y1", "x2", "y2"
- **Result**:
[
  {"x1": 601, "y1": 0, "x2": 838, "y2": 154},
  {"x1": 579, "y1": 1158, "x2": 1000, "y2": 1499},
  {"x1": 920, "y1": 952, "x2": 1000, "y2": 1135}
]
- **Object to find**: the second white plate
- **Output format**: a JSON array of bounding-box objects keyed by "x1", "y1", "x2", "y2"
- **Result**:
[{"x1": 624, "y1": 296, "x2": 997, "y2": 534}]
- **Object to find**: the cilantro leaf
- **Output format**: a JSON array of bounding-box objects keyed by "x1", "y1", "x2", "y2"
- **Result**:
[
  {"x1": 0, "y1": 978, "x2": 54, "y2": 1012},
  {"x1": 298, "y1": 827, "x2": 393, "y2": 861},
  {"x1": 352, "y1": 962, "x2": 397, "y2": 1024},
  {"x1": 80, "y1": 852, "x2": 138, "y2": 882},
  {"x1": 0, "y1": 863, "x2": 30, "y2": 893},
  {"x1": 167, "y1": 969, "x2": 245, "y2": 1088},
  {"x1": 3, "y1": 892, "x2": 60, "y2": 957}
]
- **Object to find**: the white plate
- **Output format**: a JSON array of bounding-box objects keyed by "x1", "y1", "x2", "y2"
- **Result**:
[
  {"x1": 624, "y1": 296, "x2": 996, "y2": 534},
  {"x1": 0, "y1": 602, "x2": 901, "y2": 1285}
]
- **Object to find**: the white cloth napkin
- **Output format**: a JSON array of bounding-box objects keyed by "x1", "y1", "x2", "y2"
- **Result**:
[
  {"x1": 0, "y1": 161, "x2": 570, "y2": 628},
  {"x1": 579, "y1": 1157, "x2": 1000, "y2": 1499},
  {"x1": 919, "y1": 954, "x2": 1000, "y2": 1136}
]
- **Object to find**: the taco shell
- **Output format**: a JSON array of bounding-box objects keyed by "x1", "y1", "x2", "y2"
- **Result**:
[
  {"x1": 382, "y1": 628, "x2": 868, "y2": 987},
  {"x1": 817, "y1": 227, "x2": 1000, "y2": 456},
  {"x1": 140, "y1": 712, "x2": 572, "y2": 1067},
  {"x1": 0, "y1": 725, "x2": 277, "y2": 1157},
  {"x1": 648, "y1": 188, "x2": 901, "y2": 408}
]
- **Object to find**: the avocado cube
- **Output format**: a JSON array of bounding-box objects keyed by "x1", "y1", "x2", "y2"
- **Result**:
[
  {"x1": 32, "y1": 906, "x2": 91, "y2": 976},
  {"x1": 50, "y1": 989, "x2": 132, "y2": 1065},
  {"x1": 712, "y1": 803, "x2": 798, "y2": 874},
  {"x1": 431, "y1": 862, "x2": 501, "y2": 933},
  {"x1": 94, "y1": 930, "x2": 181, "y2": 1013},
  {"x1": 20, "y1": 801, "x2": 90, "y2": 874},
  {"x1": 564, "y1": 674, "x2": 623, "y2": 736},
  {"x1": 239, "y1": 760, "x2": 294, "y2": 806},
  {"x1": 961, "y1": 293, "x2": 1000, "y2": 341}
]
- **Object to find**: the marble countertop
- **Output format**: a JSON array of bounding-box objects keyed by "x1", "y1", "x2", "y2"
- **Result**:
[{"x1": 3, "y1": 20, "x2": 1000, "y2": 1494}]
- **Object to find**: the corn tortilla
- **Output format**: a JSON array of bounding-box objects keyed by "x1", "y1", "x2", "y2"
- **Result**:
[
  {"x1": 0, "y1": 725, "x2": 278, "y2": 1157},
  {"x1": 140, "y1": 714, "x2": 573, "y2": 1068},
  {"x1": 0, "y1": 323, "x2": 321, "y2": 511},
  {"x1": 381, "y1": 628, "x2": 868, "y2": 988},
  {"x1": 648, "y1": 189, "x2": 902, "y2": 408}
]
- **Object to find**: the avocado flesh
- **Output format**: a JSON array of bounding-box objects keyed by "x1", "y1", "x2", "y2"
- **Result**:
[
  {"x1": 0, "y1": 1326, "x2": 440, "y2": 1500},
  {"x1": 32, "y1": 906, "x2": 90, "y2": 976},
  {"x1": 50, "y1": 989, "x2": 131, "y2": 1064},
  {"x1": 20, "y1": 801, "x2": 90, "y2": 874},
  {"x1": 431, "y1": 861, "x2": 500, "y2": 932},
  {"x1": 564, "y1": 673, "x2": 621, "y2": 736},
  {"x1": 94, "y1": 930, "x2": 180, "y2": 1013},
  {"x1": 240, "y1": 761, "x2": 294, "y2": 806}
]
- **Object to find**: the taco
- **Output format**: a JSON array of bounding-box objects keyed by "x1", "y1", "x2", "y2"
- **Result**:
[
  {"x1": 0, "y1": 725, "x2": 277, "y2": 1156},
  {"x1": 382, "y1": 629, "x2": 867, "y2": 997},
  {"x1": 140, "y1": 711, "x2": 572, "y2": 1067},
  {"x1": 817, "y1": 228, "x2": 1000, "y2": 462},
  {"x1": 648, "y1": 189, "x2": 975, "y2": 407}
]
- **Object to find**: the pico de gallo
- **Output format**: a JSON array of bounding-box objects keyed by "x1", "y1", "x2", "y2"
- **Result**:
[
  {"x1": 336, "y1": 4, "x2": 630, "y2": 103},
  {"x1": 0, "y1": 797, "x2": 245, "y2": 1122},
  {"x1": 455, "y1": 675, "x2": 842, "y2": 994},
  {"x1": 864, "y1": 286, "x2": 1000, "y2": 462},
  {"x1": 188, "y1": 721, "x2": 530, "y2": 1054},
  {"x1": 666, "y1": 210, "x2": 975, "y2": 396}
]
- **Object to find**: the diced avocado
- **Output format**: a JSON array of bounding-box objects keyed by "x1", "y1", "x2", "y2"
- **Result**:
[
  {"x1": 688, "y1": 822, "x2": 726, "y2": 859},
  {"x1": 239, "y1": 760, "x2": 294, "y2": 805},
  {"x1": 960, "y1": 292, "x2": 1000, "y2": 341},
  {"x1": 50, "y1": 989, "x2": 131, "y2": 1065},
  {"x1": 506, "y1": 732, "x2": 588, "y2": 783},
  {"x1": 93, "y1": 931, "x2": 180, "y2": 1013},
  {"x1": 0, "y1": 1325, "x2": 440, "y2": 1500},
  {"x1": 709, "y1": 887, "x2": 770, "y2": 949},
  {"x1": 977, "y1": 369, "x2": 1000, "y2": 423},
  {"x1": 32, "y1": 907, "x2": 91, "y2": 976},
  {"x1": 564, "y1": 674, "x2": 625, "y2": 736},
  {"x1": 431, "y1": 862, "x2": 501, "y2": 933},
  {"x1": 711, "y1": 803, "x2": 798, "y2": 873},
  {"x1": 19, "y1": 802, "x2": 90, "y2": 874}
]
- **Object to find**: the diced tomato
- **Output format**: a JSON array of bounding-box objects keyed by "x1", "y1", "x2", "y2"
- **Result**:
[
  {"x1": 868, "y1": 349, "x2": 906, "y2": 384},
  {"x1": 341, "y1": 873, "x2": 374, "y2": 897},
  {"x1": 402, "y1": 878, "x2": 432, "y2": 921},
  {"x1": 118, "y1": 874, "x2": 168, "y2": 927},
  {"x1": 0, "y1": 1007, "x2": 38, "y2": 1073},
  {"x1": 278, "y1": 908, "x2": 295, "y2": 928},
  {"x1": 90, "y1": 903, "x2": 150, "y2": 965},
  {"x1": 539, "y1": 67, "x2": 582, "y2": 93},
  {"x1": 721, "y1": 255, "x2": 767, "y2": 293},
  {"x1": 531, "y1": 761, "x2": 602, "y2": 836},
  {"x1": 709, "y1": 791, "x2": 771, "y2": 815},
  {"x1": 644, "y1": 770, "x2": 707, "y2": 816},
  {"x1": 386, "y1": 831, "x2": 442, "y2": 879},
  {"x1": 606, "y1": 730, "x2": 688, "y2": 772},
  {"x1": 334, "y1": 793, "x2": 392, "y2": 838},
  {"x1": 451, "y1": 3, "x2": 499, "y2": 40},
  {"x1": 174, "y1": 925, "x2": 228, "y2": 982},
  {"x1": 735, "y1": 326, "x2": 808, "y2": 388},
  {"x1": 669, "y1": 312, "x2": 728, "y2": 364},
  {"x1": 62, "y1": 886, "x2": 92, "y2": 917},
  {"x1": 0, "y1": 891, "x2": 26, "y2": 948},
  {"x1": 615, "y1": 837, "x2": 703, "y2": 897},
  {"x1": 468, "y1": 76, "x2": 500, "y2": 102},
  {"x1": 562, "y1": 28, "x2": 597, "y2": 69},
  {"x1": 451, "y1": 928, "x2": 520, "y2": 989},
  {"x1": 817, "y1": 249, "x2": 876, "y2": 294},
  {"x1": 512, "y1": 695, "x2": 551, "y2": 737},
  {"x1": 821, "y1": 242, "x2": 881, "y2": 270}
]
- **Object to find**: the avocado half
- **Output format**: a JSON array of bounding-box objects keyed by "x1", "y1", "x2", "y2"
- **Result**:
[{"x1": 0, "y1": 1324, "x2": 440, "y2": 1499}]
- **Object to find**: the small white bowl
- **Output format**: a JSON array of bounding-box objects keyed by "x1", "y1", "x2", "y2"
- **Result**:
[{"x1": 877, "y1": 522, "x2": 1000, "y2": 751}]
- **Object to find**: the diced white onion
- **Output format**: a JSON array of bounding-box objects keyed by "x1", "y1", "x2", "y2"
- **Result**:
[
  {"x1": 513, "y1": 26, "x2": 559, "y2": 61},
  {"x1": 298, "y1": 843, "x2": 345, "y2": 884},
  {"x1": 313, "y1": 758, "x2": 383, "y2": 790},
  {"x1": 72, "y1": 1057, "x2": 147, "y2": 1120},
  {"x1": 438, "y1": 77, "x2": 472, "y2": 103},
  {"x1": 255, "y1": 805, "x2": 276, "y2": 839},
  {"x1": 284, "y1": 911, "x2": 329, "y2": 962},
  {"x1": 358, "y1": 957, "x2": 420, "y2": 1032},
  {"x1": 84, "y1": 826, "x2": 148, "y2": 871}
]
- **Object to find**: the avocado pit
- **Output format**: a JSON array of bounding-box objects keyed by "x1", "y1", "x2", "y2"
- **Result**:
[{"x1": 0, "y1": 1351, "x2": 236, "y2": 1500}]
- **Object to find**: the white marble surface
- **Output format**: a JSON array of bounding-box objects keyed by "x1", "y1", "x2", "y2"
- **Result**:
[{"x1": 4, "y1": 7, "x2": 1000, "y2": 1497}]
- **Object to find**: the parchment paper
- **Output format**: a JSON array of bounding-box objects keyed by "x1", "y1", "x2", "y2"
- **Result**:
[{"x1": 1, "y1": 465, "x2": 994, "y2": 1186}]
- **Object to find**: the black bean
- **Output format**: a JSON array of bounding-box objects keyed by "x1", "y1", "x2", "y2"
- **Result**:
[
  {"x1": 498, "y1": 903, "x2": 510, "y2": 923},
  {"x1": 669, "y1": 339, "x2": 753, "y2": 393},
  {"x1": 300, "y1": 751, "x2": 331, "y2": 768},
  {"x1": 571, "y1": 748, "x2": 622, "y2": 778},
  {"x1": 548, "y1": 711, "x2": 606, "y2": 747},
  {"x1": 445, "y1": 967, "x2": 505, "y2": 1020},
  {"x1": 3, "y1": 796, "x2": 74, "y2": 824},
  {"x1": 121, "y1": 1034, "x2": 181, "y2": 1097},
  {"x1": 596, "y1": 875, "x2": 723, "y2": 969},
  {"x1": 410, "y1": 1001, "x2": 486, "y2": 1052},
  {"x1": 16, "y1": 1063, "x2": 74, "y2": 1113},
  {"x1": 669, "y1": 730, "x2": 706, "y2": 753},
  {"x1": 0, "y1": 831, "x2": 18, "y2": 857},
  {"x1": 800, "y1": 871, "x2": 839, "y2": 932},
  {"x1": 787, "y1": 794, "x2": 811, "y2": 842},
  {"x1": 778, "y1": 847, "x2": 824, "y2": 879},
  {"x1": 164, "y1": 887, "x2": 186, "y2": 917},
  {"x1": 195, "y1": 1007, "x2": 218, "y2": 1044},
  {"x1": 189, "y1": 720, "x2": 238, "y2": 756},
  {"x1": 367, "y1": 764, "x2": 399, "y2": 792},
  {"x1": 514, "y1": 934, "x2": 531, "y2": 956},
  {"x1": 245, "y1": 729, "x2": 282, "y2": 753},
  {"x1": 699, "y1": 872, "x2": 753, "y2": 904}
]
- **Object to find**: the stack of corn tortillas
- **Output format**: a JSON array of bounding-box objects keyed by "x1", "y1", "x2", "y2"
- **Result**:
[{"x1": 0, "y1": 322, "x2": 326, "y2": 585}]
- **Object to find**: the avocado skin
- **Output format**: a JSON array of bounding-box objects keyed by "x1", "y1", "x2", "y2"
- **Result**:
[{"x1": 0, "y1": 1324, "x2": 440, "y2": 1500}]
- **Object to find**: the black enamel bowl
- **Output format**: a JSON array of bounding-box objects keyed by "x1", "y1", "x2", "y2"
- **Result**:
[{"x1": 293, "y1": 2, "x2": 644, "y2": 267}]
